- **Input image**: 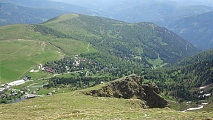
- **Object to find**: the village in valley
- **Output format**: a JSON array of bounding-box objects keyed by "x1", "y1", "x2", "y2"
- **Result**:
[
  {"x1": 0, "y1": 55, "x2": 212, "y2": 112},
  {"x1": 0, "y1": 55, "x2": 113, "y2": 103},
  {"x1": 0, "y1": 63, "x2": 57, "y2": 103}
]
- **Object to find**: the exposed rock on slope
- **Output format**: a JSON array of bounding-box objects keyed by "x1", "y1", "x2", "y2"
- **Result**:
[
  {"x1": 85, "y1": 74, "x2": 168, "y2": 108},
  {"x1": 142, "y1": 83, "x2": 168, "y2": 108}
]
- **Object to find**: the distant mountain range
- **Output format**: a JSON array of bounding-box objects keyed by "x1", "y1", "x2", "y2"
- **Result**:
[
  {"x1": 1, "y1": 0, "x2": 212, "y2": 25},
  {"x1": 0, "y1": 0, "x2": 105, "y2": 25},
  {"x1": 0, "y1": 0, "x2": 97, "y2": 14},
  {"x1": 167, "y1": 11, "x2": 213, "y2": 50},
  {"x1": 51, "y1": 0, "x2": 213, "y2": 50},
  {"x1": 0, "y1": 0, "x2": 212, "y2": 50},
  {"x1": 115, "y1": 3, "x2": 212, "y2": 26},
  {"x1": 0, "y1": 3, "x2": 68, "y2": 25}
]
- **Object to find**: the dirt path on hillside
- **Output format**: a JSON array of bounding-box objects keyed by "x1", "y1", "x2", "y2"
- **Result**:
[
  {"x1": 38, "y1": 41, "x2": 46, "y2": 64},
  {"x1": 87, "y1": 44, "x2": 90, "y2": 52},
  {"x1": 75, "y1": 43, "x2": 90, "y2": 56},
  {"x1": 17, "y1": 41, "x2": 46, "y2": 79},
  {"x1": 1, "y1": 39, "x2": 36, "y2": 61}
]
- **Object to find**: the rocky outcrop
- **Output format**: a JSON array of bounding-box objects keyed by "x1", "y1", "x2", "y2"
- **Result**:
[
  {"x1": 85, "y1": 74, "x2": 168, "y2": 108},
  {"x1": 142, "y1": 83, "x2": 168, "y2": 108}
]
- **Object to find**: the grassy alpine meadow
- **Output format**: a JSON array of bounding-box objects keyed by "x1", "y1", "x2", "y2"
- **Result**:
[
  {"x1": 0, "y1": 39, "x2": 97, "y2": 83},
  {"x1": 0, "y1": 24, "x2": 98, "y2": 83},
  {"x1": 0, "y1": 24, "x2": 56, "y2": 41},
  {"x1": 146, "y1": 55, "x2": 164, "y2": 68},
  {"x1": 50, "y1": 38, "x2": 98, "y2": 56},
  {"x1": 0, "y1": 39, "x2": 63, "y2": 83},
  {"x1": 0, "y1": 89, "x2": 213, "y2": 120}
]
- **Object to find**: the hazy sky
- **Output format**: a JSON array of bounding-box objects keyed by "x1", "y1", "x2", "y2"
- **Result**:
[{"x1": 50, "y1": 0, "x2": 213, "y2": 7}]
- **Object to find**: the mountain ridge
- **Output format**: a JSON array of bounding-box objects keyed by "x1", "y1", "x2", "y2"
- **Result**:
[
  {"x1": 0, "y1": 13, "x2": 201, "y2": 83},
  {"x1": 41, "y1": 14, "x2": 200, "y2": 65},
  {"x1": 167, "y1": 11, "x2": 213, "y2": 50},
  {"x1": 0, "y1": 3, "x2": 69, "y2": 25}
]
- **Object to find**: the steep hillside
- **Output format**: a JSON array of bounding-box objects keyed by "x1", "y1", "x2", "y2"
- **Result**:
[
  {"x1": 0, "y1": 3, "x2": 68, "y2": 26},
  {"x1": 178, "y1": 49, "x2": 213, "y2": 66},
  {"x1": 85, "y1": 75, "x2": 168, "y2": 108},
  {"x1": 168, "y1": 11, "x2": 213, "y2": 50},
  {"x1": 143, "y1": 49, "x2": 213, "y2": 104},
  {"x1": 41, "y1": 14, "x2": 200, "y2": 66}
]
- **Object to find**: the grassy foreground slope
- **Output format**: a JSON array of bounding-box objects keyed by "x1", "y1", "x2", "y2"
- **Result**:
[
  {"x1": 1, "y1": 89, "x2": 213, "y2": 120},
  {"x1": 0, "y1": 24, "x2": 97, "y2": 83}
]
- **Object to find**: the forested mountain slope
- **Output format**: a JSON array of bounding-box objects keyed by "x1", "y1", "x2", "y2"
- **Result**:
[
  {"x1": 178, "y1": 49, "x2": 213, "y2": 66},
  {"x1": 143, "y1": 49, "x2": 213, "y2": 102},
  {"x1": 0, "y1": 13, "x2": 201, "y2": 83},
  {"x1": 167, "y1": 11, "x2": 213, "y2": 50},
  {"x1": 40, "y1": 14, "x2": 200, "y2": 66}
]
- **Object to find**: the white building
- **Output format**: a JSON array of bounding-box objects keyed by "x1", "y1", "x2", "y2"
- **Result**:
[{"x1": 8, "y1": 80, "x2": 25, "y2": 86}]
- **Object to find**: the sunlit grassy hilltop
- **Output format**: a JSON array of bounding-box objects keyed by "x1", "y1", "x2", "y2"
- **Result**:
[{"x1": 0, "y1": 24, "x2": 97, "y2": 83}]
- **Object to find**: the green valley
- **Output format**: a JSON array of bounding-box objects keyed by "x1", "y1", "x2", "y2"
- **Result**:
[
  {"x1": 0, "y1": 14, "x2": 201, "y2": 83},
  {"x1": 0, "y1": 13, "x2": 212, "y2": 119}
]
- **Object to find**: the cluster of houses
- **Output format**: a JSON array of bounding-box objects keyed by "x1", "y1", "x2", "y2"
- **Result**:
[
  {"x1": 74, "y1": 59, "x2": 80, "y2": 67},
  {"x1": 72, "y1": 55, "x2": 87, "y2": 67},
  {"x1": 33, "y1": 64, "x2": 55, "y2": 73},
  {"x1": 1, "y1": 76, "x2": 31, "y2": 88},
  {"x1": 30, "y1": 64, "x2": 56, "y2": 73},
  {"x1": 0, "y1": 82, "x2": 56, "y2": 102},
  {"x1": 43, "y1": 67, "x2": 55, "y2": 73},
  {"x1": 0, "y1": 76, "x2": 31, "y2": 96},
  {"x1": 0, "y1": 89, "x2": 19, "y2": 100}
]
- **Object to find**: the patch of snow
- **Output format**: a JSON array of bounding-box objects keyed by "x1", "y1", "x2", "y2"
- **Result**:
[
  {"x1": 186, "y1": 105, "x2": 203, "y2": 111},
  {"x1": 200, "y1": 84, "x2": 211, "y2": 90},
  {"x1": 200, "y1": 91, "x2": 203, "y2": 94},
  {"x1": 186, "y1": 101, "x2": 192, "y2": 104},
  {"x1": 203, "y1": 93, "x2": 211, "y2": 97},
  {"x1": 201, "y1": 103, "x2": 208, "y2": 105}
]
